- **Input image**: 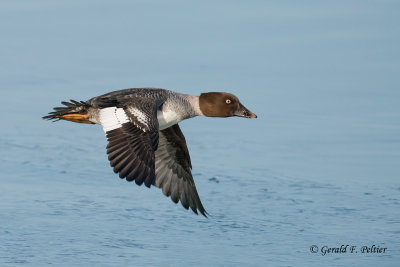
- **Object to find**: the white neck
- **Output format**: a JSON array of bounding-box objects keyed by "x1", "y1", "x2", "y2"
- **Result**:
[
  {"x1": 157, "y1": 94, "x2": 204, "y2": 130},
  {"x1": 186, "y1": 95, "x2": 204, "y2": 116}
]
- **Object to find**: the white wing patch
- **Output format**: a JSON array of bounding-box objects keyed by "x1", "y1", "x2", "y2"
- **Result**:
[
  {"x1": 128, "y1": 107, "x2": 149, "y2": 127},
  {"x1": 99, "y1": 107, "x2": 130, "y2": 133}
]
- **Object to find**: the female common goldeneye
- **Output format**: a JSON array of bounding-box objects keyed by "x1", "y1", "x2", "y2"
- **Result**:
[{"x1": 43, "y1": 88, "x2": 257, "y2": 216}]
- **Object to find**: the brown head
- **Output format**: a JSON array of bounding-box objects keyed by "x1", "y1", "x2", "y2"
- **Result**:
[{"x1": 199, "y1": 92, "x2": 257, "y2": 118}]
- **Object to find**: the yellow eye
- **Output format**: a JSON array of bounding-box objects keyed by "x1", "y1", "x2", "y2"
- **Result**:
[{"x1": 225, "y1": 99, "x2": 231, "y2": 104}]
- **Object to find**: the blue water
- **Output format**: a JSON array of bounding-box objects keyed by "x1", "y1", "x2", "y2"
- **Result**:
[{"x1": 1, "y1": 1, "x2": 400, "y2": 266}]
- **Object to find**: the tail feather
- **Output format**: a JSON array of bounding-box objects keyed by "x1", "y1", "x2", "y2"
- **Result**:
[{"x1": 43, "y1": 99, "x2": 93, "y2": 124}]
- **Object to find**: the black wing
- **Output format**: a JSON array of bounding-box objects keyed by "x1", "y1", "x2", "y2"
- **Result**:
[
  {"x1": 105, "y1": 122, "x2": 158, "y2": 187},
  {"x1": 155, "y1": 124, "x2": 207, "y2": 217},
  {"x1": 99, "y1": 96, "x2": 162, "y2": 187}
]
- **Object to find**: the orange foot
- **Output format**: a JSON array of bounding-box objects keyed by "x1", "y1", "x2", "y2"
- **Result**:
[{"x1": 56, "y1": 114, "x2": 94, "y2": 124}]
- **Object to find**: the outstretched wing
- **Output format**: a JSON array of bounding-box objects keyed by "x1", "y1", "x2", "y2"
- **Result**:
[
  {"x1": 155, "y1": 124, "x2": 207, "y2": 217},
  {"x1": 99, "y1": 96, "x2": 162, "y2": 187}
]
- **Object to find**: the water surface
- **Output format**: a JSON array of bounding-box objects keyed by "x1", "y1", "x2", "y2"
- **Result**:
[{"x1": 1, "y1": 1, "x2": 399, "y2": 266}]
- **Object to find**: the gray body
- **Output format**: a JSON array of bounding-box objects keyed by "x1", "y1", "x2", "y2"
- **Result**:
[{"x1": 86, "y1": 88, "x2": 202, "y2": 128}]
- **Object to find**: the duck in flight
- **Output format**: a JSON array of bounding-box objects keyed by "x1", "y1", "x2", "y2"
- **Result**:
[{"x1": 43, "y1": 88, "x2": 257, "y2": 217}]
